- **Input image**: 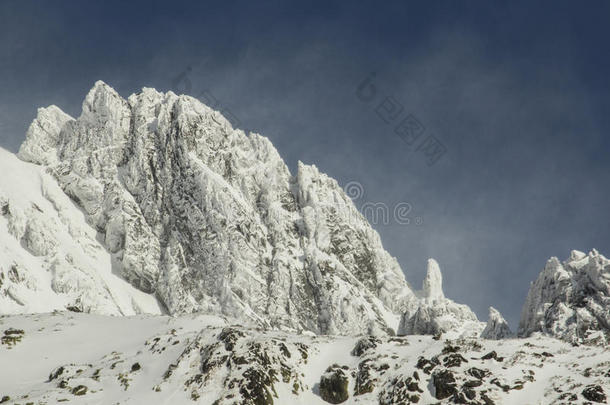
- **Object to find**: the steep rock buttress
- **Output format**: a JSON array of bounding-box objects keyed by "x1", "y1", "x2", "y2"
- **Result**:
[{"x1": 10, "y1": 81, "x2": 419, "y2": 335}]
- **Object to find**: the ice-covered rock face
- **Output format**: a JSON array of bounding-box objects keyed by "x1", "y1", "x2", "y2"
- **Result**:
[
  {"x1": 0, "y1": 147, "x2": 163, "y2": 315},
  {"x1": 480, "y1": 306, "x2": 512, "y2": 340},
  {"x1": 422, "y1": 258, "x2": 444, "y2": 300},
  {"x1": 13, "y1": 81, "x2": 417, "y2": 335},
  {"x1": 397, "y1": 260, "x2": 484, "y2": 338},
  {"x1": 518, "y1": 249, "x2": 610, "y2": 344}
]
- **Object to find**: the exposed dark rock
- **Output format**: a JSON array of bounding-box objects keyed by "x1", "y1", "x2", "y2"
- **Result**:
[
  {"x1": 582, "y1": 385, "x2": 606, "y2": 403},
  {"x1": 319, "y1": 365, "x2": 349, "y2": 404},
  {"x1": 432, "y1": 369, "x2": 457, "y2": 399},
  {"x1": 48, "y1": 366, "x2": 65, "y2": 381},
  {"x1": 71, "y1": 385, "x2": 88, "y2": 396},
  {"x1": 466, "y1": 367, "x2": 489, "y2": 380},
  {"x1": 481, "y1": 351, "x2": 503, "y2": 361},
  {"x1": 218, "y1": 327, "x2": 246, "y2": 351},
  {"x1": 480, "y1": 392, "x2": 495, "y2": 405},
  {"x1": 238, "y1": 367, "x2": 276, "y2": 405},
  {"x1": 354, "y1": 360, "x2": 375, "y2": 395},
  {"x1": 442, "y1": 344, "x2": 461, "y2": 354},
  {"x1": 1, "y1": 328, "x2": 24, "y2": 347},
  {"x1": 443, "y1": 353, "x2": 468, "y2": 368},
  {"x1": 463, "y1": 380, "x2": 483, "y2": 388},
  {"x1": 490, "y1": 377, "x2": 511, "y2": 392},
  {"x1": 416, "y1": 356, "x2": 439, "y2": 374},
  {"x1": 558, "y1": 392, "x2": 577, "y2": 401},
  {"x1": 351, "y1": 336, "x2": 381, "y2": 357},
  {"x1": 406, "y1": 377, "x2": 422, "y2": 393},
  {"x1": 378, "y1": 376, "x2": 421, "y2": 405}
]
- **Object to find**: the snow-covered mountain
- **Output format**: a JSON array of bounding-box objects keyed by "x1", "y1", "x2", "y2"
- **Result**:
[
  {"x1": 397, "y1": 259, "x2": 485, "y2": 338},
  {"x1": 0, "y1": 147, "x2": 163, "y2": 315},
  {"x1": 4, "y1": 81, "x2": 427, "y2": 335},
  {"x1": 519, "y1": 249, "x2": 610, "y2": 345},
  {"x1": 1, "y1": 81, "x2": 610, "y2": 404}
]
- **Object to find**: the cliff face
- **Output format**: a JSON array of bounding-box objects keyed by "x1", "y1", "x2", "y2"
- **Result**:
[{"x1": 10, "y1": 81, "x2": 417, "y2": 334}]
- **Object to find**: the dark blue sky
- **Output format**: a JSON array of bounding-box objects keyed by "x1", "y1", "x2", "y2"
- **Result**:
[{"x1": 1, "y1": 1, "x2": 609, "y2": 327}]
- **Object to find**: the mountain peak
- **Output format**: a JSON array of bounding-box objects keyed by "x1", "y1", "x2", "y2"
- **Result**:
[
  {"x1": 397, "y1": 259, "x2": 483, "y2": 338},
  {"x1": 17, "y1": 105, "x2": 73, "y2": 165},
  {"x1": 519, "y1": 249, "x2": 610, "y2": 344},
  {"x1": 481, "y1": 306, "x2": 512, "y2": 339},
  {"x1": 6, "y1": 81, "x2": 421, "y2": 335},
  {"x1": 81, "y1": 80, "x2": 128, "y2": 123}
]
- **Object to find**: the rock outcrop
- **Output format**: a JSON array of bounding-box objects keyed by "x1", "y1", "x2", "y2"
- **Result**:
[
  {"x1": 4, "y1": 81, "x2": 419, "y2": 335},
  {"x1": 519, "y1": 249, "x2": 610, "y2": 344},
  {"x1": 397, "y1": 259, "x2": 484, "y2": 338},
  {"x1": 480, "y1": 306, "x2": 512, "y2": 339}
]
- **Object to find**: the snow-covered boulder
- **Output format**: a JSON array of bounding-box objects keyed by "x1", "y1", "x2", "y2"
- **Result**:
[
  {"x1": 480, "y1": 306, "x2": 512, "y2": 339},
  {"x1": 397, "y1": 259, "x2": 484, "y2": 338},
  {"x1": 519, "y1": 249, "x2": 610, "y2": 344}
]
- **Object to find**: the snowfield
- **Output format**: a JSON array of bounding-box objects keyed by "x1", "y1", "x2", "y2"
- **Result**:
[{"x1": 0, "y1": 312, "x2": 609, "y2": 404}]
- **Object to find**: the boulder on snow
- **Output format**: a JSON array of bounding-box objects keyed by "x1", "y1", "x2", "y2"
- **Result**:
[{"x1": 319, "y1": 365, "x2": 349, "y2": 404}]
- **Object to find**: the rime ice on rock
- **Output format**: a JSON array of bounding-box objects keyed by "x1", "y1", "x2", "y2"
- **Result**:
[
  {"x1": 519, "y1": 249, "x2": 610, "y2": 344},
  {"x1": 6, "y1": 81, "x2": 422, "y2": 335},
  {"x1": 422, "y1": 259, "x2": 444, "y2": 300},
  {"x1": 397, "y1": 259, "x2": 484, "y2": 337},
  {"x1": 6, "y1": 80, "x2": 609, "y2": 343},
  {"x1": 480, "y1": 306, "x2": 512, "y2": 339}
]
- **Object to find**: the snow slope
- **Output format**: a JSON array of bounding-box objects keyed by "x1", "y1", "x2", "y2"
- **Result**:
[
  {"x1": 0, "y1": 312, "x2": 608, "y2": 404},
  {"x1": 0, "y1": 147, "x2": 163, "y2": 315}
]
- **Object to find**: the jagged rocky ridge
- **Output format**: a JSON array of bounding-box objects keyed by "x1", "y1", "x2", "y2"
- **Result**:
[
  {"x1": 2, "y1": 81, "x2": 609, "y2": 346},
  {"x1": 1, "y1": 81, "x2": 610, "y2": 404},
  {"x1": 397, "y1": 259, "x2": 485, "y2": 338},
  {"x1": 519, "y1": 249, "x2": 610, "y2": 344},
  {"x1": 9, "y1": 81, "x2": 418, "y2": 335},
  {"x1": 480, "y1": 307, "x2": 512, "y2": 340}
]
